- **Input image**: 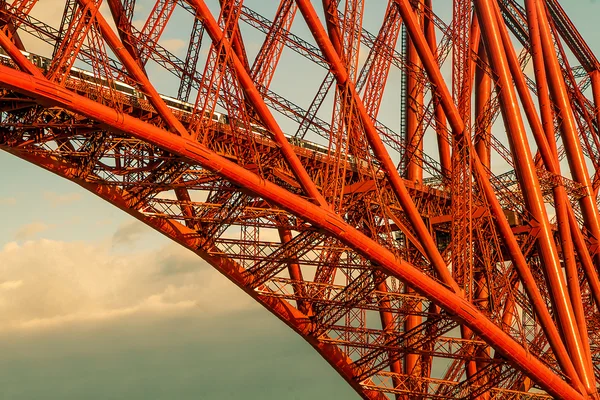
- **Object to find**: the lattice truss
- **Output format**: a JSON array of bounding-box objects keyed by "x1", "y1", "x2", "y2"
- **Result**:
[{"x1": 1, "y1": 0, "x2": 600, "y2": 398}]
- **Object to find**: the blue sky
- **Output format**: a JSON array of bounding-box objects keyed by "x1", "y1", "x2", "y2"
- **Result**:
[{"x1": 2, "y1": 1, "x2": 600, "y2": 399}]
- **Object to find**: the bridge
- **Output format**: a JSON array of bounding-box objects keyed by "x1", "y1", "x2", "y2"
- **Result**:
[{"x1": 1, "y1": 0, "x2": 600, "y2": 398}]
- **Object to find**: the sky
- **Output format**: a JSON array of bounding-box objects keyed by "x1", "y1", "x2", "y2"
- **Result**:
[
  {"x1": 2, "y1": 1, "x2": 600, "y2": 399},
  {"x1": 0, "y1": 152, "x2": 357, "y2": 400}
]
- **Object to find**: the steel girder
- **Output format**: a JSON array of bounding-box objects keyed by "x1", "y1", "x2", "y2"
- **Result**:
[{"x1": 2, "y1": 1, "x2": 600, "y2": 399}]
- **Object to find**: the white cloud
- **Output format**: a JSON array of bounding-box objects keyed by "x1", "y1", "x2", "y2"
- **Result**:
[
  {"x1": 132, "y1": 18, "x2": 146, "y2": 30},
  {"x1": 13, "y1": 221, "x2": 50, "y2": 241},
  {"x1": 0, "y1": 197, "x2": 16, "y2": 206},
  {"x1": 19, "y1": 1, "x2": 118, "y2": 56},
  {"x1": 28, "y1": 0, "x2": 66, "y2": 29},
  {"x1": 20, "y1": 0, "x2": 66, "y2": 56},
  {"x1": 42, "y1": 191, "x2": 82, "y2": 207},
  {"x1": 160, "y1": 38, "x2": 186, "y2": 55},
  {"x1": 0, "y1": 280, "x2": 22, "y2": 290},
  {"x1": 0, "y1": 238, "x2": 253, "y2": 332}
]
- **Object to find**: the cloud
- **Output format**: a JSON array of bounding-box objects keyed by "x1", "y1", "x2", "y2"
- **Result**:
[
  {"x1": 13, "y1": 222, "x2": 50, "y2": 241},
  {"x1": 160, "y1": 38, "x2": 187, "y2": 55},
  {"x1": 13, "y1": 294, "x2": 198, "y2": 331},
  {"x1": 42, "y1": 191, "x2": 82, "y2": 207},
  {"x1": 27, "y1": 0, "x2": 65, "y2": 28},
  {"x1": 0, "y1": 280, "x2": 23, "y2": 290},
  {"x1": 0, "y1": 197, "x2": 17, "y2": 206},
  {"x1": 131, "y1": 19, "x2": 146, "y2": 30},
  {"x1": 21, "y1": 0, "x2": 66, "y2": 56},
  {"x1": 19, "y1": 1, "x2": 118, "y2": 56},
  {"x1": 0, "y1": 238, "x2": 253, "y2": 332},
  {"x1": 111, "y1": 220, "x2": 148, "y2": 246}
]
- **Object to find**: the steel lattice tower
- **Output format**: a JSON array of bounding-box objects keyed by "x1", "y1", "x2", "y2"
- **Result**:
[{"x1": 1, "y1": 0, "x2": 600, "y2": 398}]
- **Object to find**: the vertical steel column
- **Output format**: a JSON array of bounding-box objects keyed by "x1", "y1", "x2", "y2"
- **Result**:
[
  {"x1": 405, "y1": 1, "x2": 424, "y2": 183},
  {"x1": 277, "y1": 228, "x2": 311, "y2": 315},
  {"x1": 524, "y1": 0, "x2": 600, "y2": 316},
  {"x1": 591, "y1": 71, "x2": 600, "y2": 147},
  {"x1": 423, "y1": 0, "x2": 451, "y2": 176},
  {"x1": 374, "y1": 279, "x2": 403, "y2": 398},
  {"x1": 403, "y1": 0, "x2": 423, "y2": 382},
  {"x1": 472, "y1": 19, "x2": 494, "y2": 383},
  {"x1": 450, "y1": 0, "x2": 478, "y2": 386},
  {"x1": 473, "y1": 42, "x2": 491, "y2": 168},
  {"x1": 533, "y1": 0, "x2": 600, "y2": 268},
  {"x1": 476, "y1": 0, "x2": 595, "y2": 394},
  {"x1": 294, "y1": 0, "x2": 460, "y2": 293},
  {"x1": 391, "y1": 0, "x2": 585, "y2": 391}
]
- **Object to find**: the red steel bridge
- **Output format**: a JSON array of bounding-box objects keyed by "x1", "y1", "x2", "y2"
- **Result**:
[{"x1": 2, "y1": 0, "x2": 600, "y2": 398}]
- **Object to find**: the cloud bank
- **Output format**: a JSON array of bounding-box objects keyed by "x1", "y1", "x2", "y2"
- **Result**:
[{"x1": 0, "y1": 237, "x2": 253, "y2": 332}]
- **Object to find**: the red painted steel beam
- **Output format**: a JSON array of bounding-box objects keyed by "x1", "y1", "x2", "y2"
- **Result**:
[
  {"x1": 46, "y1": 2, "x2": 100, "y2": 84},
  {"x1": 247, "y1": 1, "x2": 313, "y2": 319},
  {"x1": 531, "y1": 2, "x2": 600, "y2": 387},
  {"x1": 391, "y1": 0, "x2": 586, "y2": 391},
  {"x1": 476, "y1": 0, "x2": 594, "y2": 393},
  {"x1": 218, "y1": 0, "x2": 251, "y2": 74},
  {"x1": 138, "y1": 0, "x2": 177, "y2": 67},
  {"x1": 522, "y1": 0, "x2": 558, "y2": 161},
  {"x1": 0, "y1": 64, "x2": 586, "y2": 400},
  {"x1": 405, "y1": 1, "x2": 424, "y2": 183},
  {"x1": 294, "y1": 0, "x2": 460, "y2": 294},
  {"x1": 451, "y1": 1, "x2": 479, "y2": 387},
  {"x1": 491, "y1": 2, "x2": 596, "y2": 373},
  {"x1": 491, "y1": 2, "x2": 559, "y2": 182},
  {"x1": 392, "y1": 0, "x2": 465, "y2": 133},
  {"x1": 567, "y1": 207, "x2": 600, "y2": 312},
  {"x1": 523, "y1": 0, "x2": 600, "y2": 314},
  {"x1": 423, "y1": 0, "x2": 451, "y2": 176},
  {"x1": 79, "y1": 0, "x2": 189, "y2": 138},
  {"x1": 591, "y1": 71, "x2": 600, "y2": 158},
  {"x1": 468, "y1": 13, "x2": 481, "y2": 88},
  {"x1": 277, "y1": 227, "x2": 312, "y2": 316},
  {"x1": 373, "y1": 278, "x2": 402, "y2": 395},
  {"x1": 533, "y1": 0, "x2": 600, "y2": 265},
  {"x1": 251, "y1": 0, "x2": 297, "y2": 90},
  {"x1": 0, "y1": 29, "x2": 43, "y2": 78},
  {"x1": 473, "y1": 42, "x2": 491, "y2": 168},
  {"x1": 106, "y1": 0, "x2": 143, "y2": 69},
  {"x1": 545, "y1": 0, "x2": 599, "y2": 73},
  {"x1": 0, "y1": 0, "x2": 37, "y2": 51},
  {"x1": 361, "y1": 1, "x2": 402, "y2": 120},
  {"x1": 185, "y1": 0, "x2": 327, "y2": 208},
  {"x1": 0, "y1": 20, "x2": 25, "y2": 51},
  {"x1": 341, "y1": 5, "x2": 404, "y2": 386},
  {"x1": 321, "y1": 0, "x2": 343, "y2": 57},
  {"x1": 403, "y1": 0, "x2": 425, "y2": 381}
]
